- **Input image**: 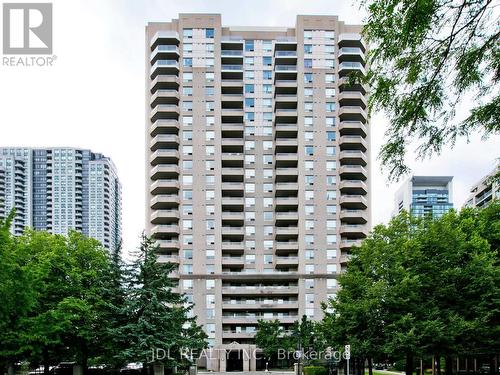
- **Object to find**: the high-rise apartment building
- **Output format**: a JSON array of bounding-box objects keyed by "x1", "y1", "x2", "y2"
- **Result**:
[
  {"x1": 145, "y1": 14, "x2": 370, "y2": 371},
  {"x1": 393, "y1": 176, "x2": 453, "y2": 218},
  {"x1": 464, "y1": 162, "x2": 499, "y2": 208},
  {"x1": 0, "y1": 148, "x2": 122, "y2": 250}
]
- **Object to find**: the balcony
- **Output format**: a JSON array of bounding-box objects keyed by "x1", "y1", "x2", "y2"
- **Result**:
[
  {"x1": 275, "y1": 241, "x2": 299, "y2": 251},
  {"x1": 340, "y1": 194, "x2": 368, "y2": 209},
  {"x1": 275, "y1": 211, "x2": 299, "y2": 222},
  {"x1": 222, "y1": 331, "x2": 255, "y2": 339},
  {"x1": 339, "y1": 92, "x2": 367, "y2": 109},
  {"x1": 150, "y1": 89, "x2": 179, "y2": 107},
  {"x1": 150, "y1": 194, "x2": 179, "y2": 209},
  {"x1": 222, "y1": 152, "x2": 244, "y2": 162},
  {"x1": 150, "y1": 31, "x2": 179, "y2": 49},
  {"x1": 275, "y1": 94, "x2": 298, "y2": 106},
  {"x1": 275, "y1": 226, "x2": 299, "y2": 236},
  {"x1": 150, "y1": 134, "x2": 179, "y2": 151},
  {"x1": 221, "y1": 64, "x2": 243, "y2": 72},
  {"x1": 275, "y1": 153, "x2": 298, "y2": 163},
  {"x1": 339, "y1": 121, "x2": 367, "y2": 137},
  {"x1": 221, "y1": 65, "x2": 243, "y2": 80},
  {"x1": 275, "y1": 168, "x2": 298, "y2": 182},
  {"x1": 150, "y1": 104, "x2": 179, "y2": 122},
  {"x1": 150, "y1": 165, "x2": 179, "y2": 180},
  {"x1": 222, "y1": 182, "x2": 244, "y2": 192},
  {"x1": 339, "y1": 253, "x2": 353, "y2": 264},
  {"x1": 339, "y1": 135, "x2": 368, "y2": 152},
  {"x1": 275, "y1": 197, "x2": 298, "y2": 207},
  {"x1": 339, "y1": 150, "x2": 367, "y2": 166},
  {"x1": 150, "y1": 149, "x2": 179, "y2": 165},
  {"x1": 338, "y1": 77, "x2": 369, "y2": 96},
  {"x1": 338, "y1": 47, "x2": 365, "y2": 63},
  {"x1": 150, "y1": 75, "x2": 180, "y2": 93},
  {"x1": 340, "y1": 224, "x2": 369, "y2": 238},
  {"x1": 150, "y1": 119, "x2": 179, "y2": 136},
  {"x1": 222, "y1": 301, "x2": 298, "y2": 310},
  {"x1": 222, "y1": 241, "x2": 245, "y2": 252},
  {"x1": 157, "y1": 254, "x2": 180, "y2": 264},
  {"x1": 339, "y1": 180, "x2": 368, "y2": 195},
  {"x1": 221, "y1": 49, "x2": 243, "y2": 57},
  {"x1": 275, "y1": 80, "x2": 297, "y2": 89},
  {"x1": 340, "y1": 209, "x2": 369, "y2": 224},
  {"x1": 275, "y1": 182, "x2": 299, "y2": 194},
  {"x1": 338, "y1": 61, "x2": 366, "y2": 78},
  {"x1": 340, "y1": 239, "x2": 363, "y2": 250},
  {"x1": 221, "y1": 197, "x2": 245, "y2": 208},
  {"x1": 150, "y1": 179, "x2": 180, "y2": 195},
  {"x1": 339, "y1": 165, "x2": 368, "y2": 180},
  {"x1": 222, "y1": 211, "x2": 245, "y2": 222},
  {"x1": 150, "y1": 60, "x2": 180, "y2": 80},
  {"x1": 222, "y1": 256, "x2": 245, "y2": 267},
  {"x1": 150, "y1": 44, "x2": 179, "y2": 63},
  {"x1": 155, "y1": 239, "x2": 180, "y2": 250},
  {"x1": 338, "y1": 33, "x2": 366, "y2": 51},
  {"x1": 221, "y1": 138, "x2": 244, "y2": 147},
  {"x1": 222, "y1": 167, "x2": 244, "y2": 176},
  {"x1": 275, "y1": 108, "x2": 298, "y2": 120},
  {"x1": 274, "y1": 50, "x2": 297, "y2": 63},
  {"x1": 150, "y1": 209, "x2": 180, "y2": 224},
  {"x1": 222, "y1": 285, "x2": 299, "y2": 296},
  {"x1": 275, "y1": 256, "x2": 299, "y2": 267},
  {"x1": 222, "y1": 226, "x2": 245, "y2": 236},
  {"x1": 222, "y1": 124, "x2": 244, "y2": 133},
  {"x1": 151, "y1": 224, "x2": 180, "y2": 237},
  {"x1": 339, "y1": 106, "x2": 368, "y2": 123},
  {"x1": 275, "y1": 123, "x2": 298, "y2": 134},
  {"x1": 275, "y1": 140, "x2": 298, "y2": 155}
]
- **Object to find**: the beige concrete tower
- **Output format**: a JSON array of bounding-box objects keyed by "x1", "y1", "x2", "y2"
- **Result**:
[{"x1": 145, "y1": 14, "x2": 370, "y2": 370}]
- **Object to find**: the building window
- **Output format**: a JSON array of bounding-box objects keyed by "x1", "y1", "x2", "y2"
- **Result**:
[
  {"x1": 205, "y1": 28, "x2": 215, "y2": 38},
  {"x1": 245, "y1": 40, "x2": 254, "y2": 51}
]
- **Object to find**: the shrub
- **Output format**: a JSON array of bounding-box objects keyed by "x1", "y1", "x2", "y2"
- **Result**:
[{"x1": 303, "y1": 365, "x2": 327, "y2": 375}]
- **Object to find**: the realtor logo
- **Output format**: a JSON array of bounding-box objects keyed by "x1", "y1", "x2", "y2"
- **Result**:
[{"x1": 3, "y1": 3, "x2": 52, "y2": 54}]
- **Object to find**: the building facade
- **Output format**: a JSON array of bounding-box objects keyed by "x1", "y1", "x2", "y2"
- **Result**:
[
  {"x1": 393, "y1": 176, "x2": 453, "y2": 218},
  {"x1": 0, "y1": 148, "x2": 122, "y2": 250},
  {"x1": 145, "y1": 14, "x2": 371, "y2": 370},
  {"x1": 464, "y1": 162, "x2": 499, "y2": 208}
]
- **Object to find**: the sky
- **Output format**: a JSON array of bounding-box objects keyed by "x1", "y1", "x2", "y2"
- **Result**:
[{"x1": 0, "y1": 0, "x2": 498, "y2": 253}]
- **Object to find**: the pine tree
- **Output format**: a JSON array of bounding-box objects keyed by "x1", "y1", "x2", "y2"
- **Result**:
[{"x1": 119, "y1": 234, "x2": 206, "y2": 373}]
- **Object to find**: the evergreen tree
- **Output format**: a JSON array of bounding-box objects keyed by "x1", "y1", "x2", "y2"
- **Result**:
[{"x1": 119, "y1": 234, "x2": 206, "y2": 372}]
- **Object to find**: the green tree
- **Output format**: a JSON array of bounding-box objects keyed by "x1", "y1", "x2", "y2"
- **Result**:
[
  {"x1": 19, "y1": 231, "x2": 111, "y2": 375},
  {"x1": 119, "y1": 234, "x2": 206, "y2": 372},
  {"x1": 97, "y1": 241, "x2": 129, "y2": 369},
  {"x1": 255, "y1": 319, "x2": 286, "y2": 367},
  {"x1": 322, "y1": 205, "x2": 500, "y2": 375},
  {"x1": 361, "y1": 0, "x2": 499, "y2": 179},
  {"x1": 0, "y1": 212, "x2": 40, "y2": 374}
]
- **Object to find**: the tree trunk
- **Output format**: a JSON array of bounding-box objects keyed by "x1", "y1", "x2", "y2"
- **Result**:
[
  {"x1": 81, "y1": 342, "x2": 89, "y2": 375},
  {"x1": 7, "y1": 362, "x2": 14, "y2": 375},
  {"x1": 406, "y1": 352, "x2": 414, "y2": 375},
  {"x1": 445, "y1": 356, "x2": 453, "y2": 375},
  {"x1": 43, "y1": 346, "x2": 50, "y2": 375},
  {"x1": 368, "y1": 357, "x2": 373, "y2": 375},
  {"x1": 489, "y1": 355, "x2": 495, "y2": 375},
  {"x1": 344, "y1": 359, "x2": 348, "y2": 375},
  {"x1": 436, "y1": 356, "x2": 441, "y2": 375}
]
